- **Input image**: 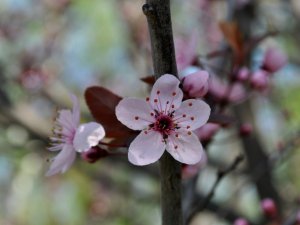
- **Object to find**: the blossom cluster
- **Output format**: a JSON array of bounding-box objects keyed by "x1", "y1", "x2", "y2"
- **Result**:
[
  {"x1": 46, "y1": 35, "x2": 287, "y2": 177},
  {"x1": 47, "y1": 74, "x2": 211, "y2": 175}
]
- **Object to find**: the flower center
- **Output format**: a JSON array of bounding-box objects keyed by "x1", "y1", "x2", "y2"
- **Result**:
[
  {"x1": 157, "y1": 116, "x2": 172, "y2": 131},
  {"x1": 150, "y1": 112, "x2": 177, "y2": 139}
]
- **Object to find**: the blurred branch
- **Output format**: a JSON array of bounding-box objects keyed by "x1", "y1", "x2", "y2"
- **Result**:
[
  {"x1": 231, "y1": 0, "x2": 282, "y2": 211},
  {"x1": 192, "y1": 193, "x2": 260, "y2": 225},
  {"x1": 186, "y1": 154, "x2": 244, "y2": 224}
]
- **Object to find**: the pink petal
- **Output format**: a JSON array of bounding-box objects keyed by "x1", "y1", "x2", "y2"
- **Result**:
[
  {"x1": 46, "y1": 144, "x2": 76, "y2": 176},
  {"x1": 237, "y1": 67, "x2": 250, "y2": 82},
  {"x1": 150, "y1": 74, "x2": 183, "y2": 113},
  {"x1": 208, "y1": 75, "x2": 227, "y2": 100},
  {"x1": 194, "y1": 123, "x2": 220, "y2": 141},
  {"x1": 173, "y1": 99, "x2": 210, "y2": 131},
  {"x1": 183, "y1": 70, "x2": 209, "y2": 98},
  {"x1": 128, "y1": 130, "x2": 166, "y2": 166},
  {"x1": 166, "y1": 131, "x2": 204, "y2": 164},
  {"x1": 58, "y1": 110, "x2": 75, "y2": 130},
  {"x1": 70, "y1": 94, "x2": 80, "y2": 127},
  {"x1": 228, "y1": 83, "x2": 246, "y2": 103},
  {"x1": 250, "y1": 69, "x2": 269, "y2": 92},
  {"x1": 263, "y1": 47, "x2": 287, "y2": 73},
  {"x1": 116, "y1": 98, "x2": 155, "y2": 130},
  {"x1": 73, "y1": 122, "x2": 105, "y2": 152},
  {"x1": 48, "y1": 143, "x2": 64, "y2": 151}
]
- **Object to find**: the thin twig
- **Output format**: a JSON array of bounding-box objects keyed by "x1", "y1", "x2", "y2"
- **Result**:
[{"x1": 187, "y1": 154, "x2": 244, "y2": 224}]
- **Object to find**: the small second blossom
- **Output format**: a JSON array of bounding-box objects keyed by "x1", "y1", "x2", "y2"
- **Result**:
[
  {"x1": 47, "y1": 95, "x2": 105, "y2": 176},
  {"x1": 116, "y1": 74, "x2": 211, "y2": 166}
]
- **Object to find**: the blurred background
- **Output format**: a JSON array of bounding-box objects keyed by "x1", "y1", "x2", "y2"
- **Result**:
[{"x1": 0, "y1": 0, "x2": 300, "y2": 224}]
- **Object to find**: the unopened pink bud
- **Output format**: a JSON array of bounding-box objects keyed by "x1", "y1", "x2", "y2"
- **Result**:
[
  {"x1": 261, "y1": 198, "x2": 277, "y2": 219},
  {"x1": 81, "y1": 146, "x2": 109, "y2": 163},
  {"x1": 209, "y1": 76, "x2": 245, "y2": 103},
  {"x1": 227, "y1": 83, "x2": 246, "y2": 103},
  {"x1": 237, "y1": 67, "x2": 250, "y2": 82},
  {"x1": 250, "y1": 70, "x2": 269, "y2": 91},
  {"x1": 239, "y1": 123, "x2": 253, "y2": 136},
  {"x1": 263, "y1": 47, "x2": 287, "y2": 73},
  {"x1": 234, "y1": 218, "x2": 249, "y2": 225},
  {"x1": 183, "y1": 70, "x2": 209, "y2": 98}
]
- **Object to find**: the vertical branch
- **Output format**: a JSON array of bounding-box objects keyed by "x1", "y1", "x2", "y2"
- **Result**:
[
  {"x1": 143, "y1": 1, "x2": 183, "y2": 225},
  {"x1": 142, "y1": 0, "x2": 178, "y2": 77}
]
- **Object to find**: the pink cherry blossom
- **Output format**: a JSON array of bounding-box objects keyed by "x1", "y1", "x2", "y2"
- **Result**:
[
  {"x1": 250, "y1": 69, "x2": 269, "y2": 91},
  {"x1": 194, "y1": 123, "x2": 220, "y2": 141},
  {"x1": 183, "y1": 70, "x2": 209, "y2": 98},
  {"x1": 263, "y1": 47, "x2": 287, "y2": 73},
  {"x1": 116, "y1": 74, "x2": 211, "y2": 166},
  {"x1": 175, "y1": 32, "x2": 197, "y2": 72},
  {"x1": 46, "y1": 95, "x2": 105, "y2": 176},
  {"x1": 261, "y1": 198, "x2": 278, "y2": 219},
  {"x1": 236, "y1": 67, "x2": 250, "y2": 82},
  {"x1": 209, "y1": 75, "x2": 246, "y2": 103}
]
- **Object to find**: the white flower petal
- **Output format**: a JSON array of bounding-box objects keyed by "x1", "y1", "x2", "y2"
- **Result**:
[
  {"x1": 116, "y1": 98, "x2": 155, "y2": 130},
  {"x1": 128, "y1": 130, "x2": 166, "y2": 166},
  {"x1": 166, "y1": 131, "x2": 204, "y2": 164},
  {"x1": 73, "y1": 122, "x2": 105, "y2": 152},
  {"x1": 46, "y1": 144, "x2": 76, "y2": 176},
  {"x1": 173, "y1": 99, "x2": 211, "y2": 130},
  {"x1": 58, "y1": 109, "x2": 77, "y2": 134},
  {"x1": 48, "y1": 143, "x2": 64, "y2": 151},
  {"x1": 150, "y1": 74, "x2": 183, "y2": 113}
]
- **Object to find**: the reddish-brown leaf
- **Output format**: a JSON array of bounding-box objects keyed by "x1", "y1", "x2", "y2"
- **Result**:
[
  {"x1": 85, "y1": 86, "x2": 134, "y2": 138},
  {"x1": 219, "y1": 21, "x2": 244, "y2": 62},
  {"x1": 140, "y1": 75, "x2": 155, "y2": 85}
]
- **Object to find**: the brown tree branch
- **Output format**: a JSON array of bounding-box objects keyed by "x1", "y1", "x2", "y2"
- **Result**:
[{"x1": 143, "y1": 0, "x2": 183, "y2": 225}]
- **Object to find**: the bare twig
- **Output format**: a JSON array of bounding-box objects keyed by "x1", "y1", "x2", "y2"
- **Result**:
[{"x1": 186, "y1": 154, "x2": 244, "y2": 224}]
